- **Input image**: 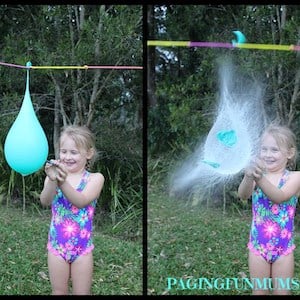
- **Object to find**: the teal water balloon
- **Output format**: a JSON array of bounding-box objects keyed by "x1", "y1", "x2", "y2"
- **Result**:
[
  {"x1": 232, "y1": 30, "x2": 246, "y2": 45},
  {"x1": 216, "y1": 129, "x2": 237, "y2": 147},
  {"x1": 4, "y1": 62, "x2": 49, "y2": 176},
  {"x1": 201, "y1": 160, "x2": 220, "y2": 169}
]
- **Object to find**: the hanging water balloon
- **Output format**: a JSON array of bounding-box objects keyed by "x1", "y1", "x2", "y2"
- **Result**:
[{"x1": 4, "y1": 61, "x2": 49, "y2": 176}]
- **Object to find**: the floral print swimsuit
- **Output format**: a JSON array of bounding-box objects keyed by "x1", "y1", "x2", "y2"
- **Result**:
[
  {"x1": 248, "y1": 169, "x2": 297, "y2": 264},
  {"x1": 47, "y1": 170, "x2": 97, "y2": 263}
]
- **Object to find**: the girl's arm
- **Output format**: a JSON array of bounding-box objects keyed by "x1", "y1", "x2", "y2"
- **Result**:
[
  {"x1": 256, "y1": 173, "x2": 300, "y2": 204},
  {"x1": 238, "y1": 175, "x2": 255, "y2": 200},
  {"x1": 238, "y1": 159, "x2": 260, "y2": 200},
  {"x1": 40, "y1": 176, "x2": 57, "y2": 206}
]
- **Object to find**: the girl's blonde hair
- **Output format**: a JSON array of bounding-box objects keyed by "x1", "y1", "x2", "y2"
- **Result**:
[
  {"x1": 262, "y1": 124, "x2": 298, "y2": 170},
  {"x1": 59, "y1": 125, "x2": 98, "y2": 169}
]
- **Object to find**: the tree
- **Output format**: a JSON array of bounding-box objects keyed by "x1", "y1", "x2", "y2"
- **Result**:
[
  {"x1": 147, "y1": 5, "x2": 300, "y2": 156},
  {"x1": 0, "y1": 5, "x2": 143, "y2": 229}
]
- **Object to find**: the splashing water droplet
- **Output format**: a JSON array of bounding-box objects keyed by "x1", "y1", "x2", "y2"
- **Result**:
[
  {"x1": 4, "y1": 62, "x2": 49, "y2": 176},
  {"x1": 169, "y1": 58, "x2": 267, "y2": 198},
  {"x1": 202, "y1": 100, "x2": 252, "y2": 175}
]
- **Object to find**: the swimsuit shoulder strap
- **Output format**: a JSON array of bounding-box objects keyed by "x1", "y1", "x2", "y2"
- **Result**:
[
  {"x1": 76, "y1": 170, "x2": 90, "y2": 192},
  {"x1": 278, "y1": 169, "x2": 289, "y2": 188}
]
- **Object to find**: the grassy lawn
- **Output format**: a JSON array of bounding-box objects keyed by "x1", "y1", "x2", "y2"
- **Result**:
[
  {"x1": 0, "y1": 206, "x2": 142, "y2": 295},
  {"x1": 148, "y1": 185, "x2": 300, "y2": 295}
]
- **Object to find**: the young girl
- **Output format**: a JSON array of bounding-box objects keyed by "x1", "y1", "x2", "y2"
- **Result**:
[
  {"x1": 238, "y1": 124, "x2": 300, "y2": 295},
  {"x1": 40, "y1": 125, "x2": 105, "y2": 295}
]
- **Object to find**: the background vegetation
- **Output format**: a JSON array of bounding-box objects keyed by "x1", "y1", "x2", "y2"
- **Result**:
[
  {"x1": 0, "y1": 5, "x2": 142, "y2": 295},
  {"x1": 0, "y1": 4, "x2": 142, "y2": 236},
  {"x1": 148, "y1": 5, "x2": 299, "y2": 157},
  {"x1": 147, "y1": 4, "x2": 300, "y2": 295}
]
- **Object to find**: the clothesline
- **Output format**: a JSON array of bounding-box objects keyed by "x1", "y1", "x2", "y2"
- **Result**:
[{"x1": 0, "y1": 61, "x2": 143, "y2": 70}]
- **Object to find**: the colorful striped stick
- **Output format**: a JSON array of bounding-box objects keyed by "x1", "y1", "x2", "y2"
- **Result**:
[
  {"x1": 30, "y1": 65, "x2": 143, "y2": 70},
  {"x1": 147, "y1": 40, "x2": 300, "y2": 51}
]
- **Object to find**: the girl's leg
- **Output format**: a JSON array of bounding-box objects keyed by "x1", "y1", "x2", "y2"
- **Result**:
[
  {"x1": 271, "y1": 252, "x2": 294, "y2": 295},
  {"x1": 71, "y1": 252, "x2": 93, "y2": 295},
  {"x1": 248, "y1": 250, "x2": 271, "y2": 295},
  {"x1": 48, "y1": 251, "x2": 71, "y2": 295}
]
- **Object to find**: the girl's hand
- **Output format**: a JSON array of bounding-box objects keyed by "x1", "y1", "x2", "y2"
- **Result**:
[
  {"x1": 55, "y1": 162, "x2": 68, "y2": 185},
  {"x1": 252, "y1": 158, "x2": 265, "y2": 180},
  {"x1": 244, "y1": 157, "x2": 265, "y2": 180},
  {"x1": 45, "y1": 159, "x2": 59, "y2": 181},
  {"x1": 244, "y1": 158, "x2": 256, "y2": 179}
]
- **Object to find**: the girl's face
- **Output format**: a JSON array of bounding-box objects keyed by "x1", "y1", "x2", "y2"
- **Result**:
[
  {"x1": 59, "y1": 134, "x2": 91, "y2": 172},
  {"x1": 260, "y1": 133, "x2": 290, "y2": 172}
]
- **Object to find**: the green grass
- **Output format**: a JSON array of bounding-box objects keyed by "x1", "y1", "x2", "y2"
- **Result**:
[
  {"x1": 148, "y1": 185, "x2": 300, "y2": 295},
  {"x1": 0, "y1": 206, "x2": 142, "y2": 295}
]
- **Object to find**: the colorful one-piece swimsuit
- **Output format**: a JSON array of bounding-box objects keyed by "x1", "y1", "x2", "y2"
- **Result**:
[
  {"x1": 47, "y1": 170, "x2": 97, "y2": 263},
  {"x1": 248, "y1": 169, "x2": 297, "y2": 264}
]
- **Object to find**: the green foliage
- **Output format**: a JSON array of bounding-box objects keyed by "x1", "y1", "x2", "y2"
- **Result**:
[
  {"x1": 0, "y1": 5, "x2": 142, "y2": 233},
  {"x1": 103, "y1": 167, "x2": 142, "y2": 240},
  {"x1": 148, "y1": 73, "x2": 215, "y2": 156},
  {"x1": 148, "y1": 5, "x2": 300, "y2": 158},
  {"x1": 94, "y1": 117, "x2": 142, "y2": 221}
]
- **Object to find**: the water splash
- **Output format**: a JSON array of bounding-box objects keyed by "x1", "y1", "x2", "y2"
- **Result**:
[{"x1": 169, "y1": 58, "x2": 268, "y2": 201}]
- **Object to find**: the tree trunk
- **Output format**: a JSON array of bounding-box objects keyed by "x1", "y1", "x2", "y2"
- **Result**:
[
  {"x1": 87, "y1": 6, "x2": 105, "y2": 127},
  {"x1": 147, "y1": 5, "x2": 157, "y2": 107},
  {"x1": 288, "y1": 27, "x2": 300, "y2": 126}
]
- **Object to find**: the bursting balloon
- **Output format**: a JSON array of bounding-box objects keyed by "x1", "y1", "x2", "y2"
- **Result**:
[
  {"x1": 169, "y1": 59, "x2": 266, "y2": 198},
  {"x1": 4, "y1": 62, "x2": 49, "y2": 176}
]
